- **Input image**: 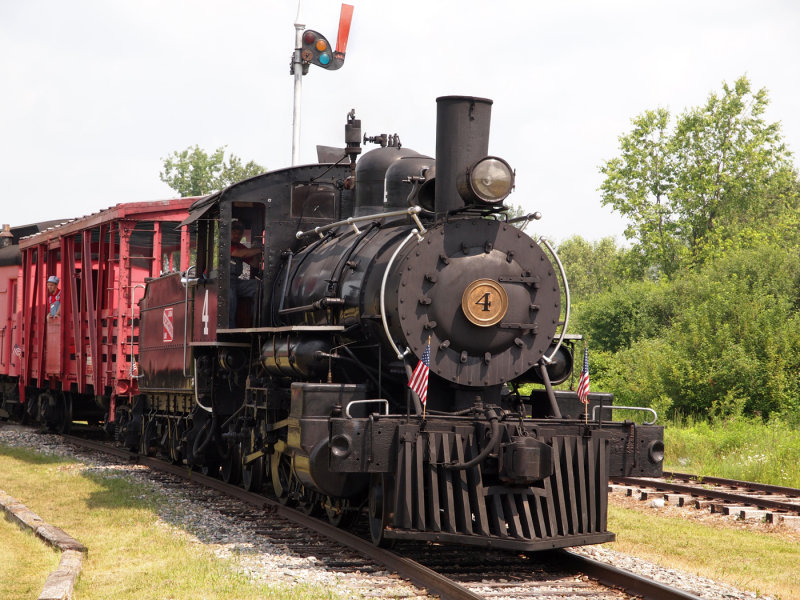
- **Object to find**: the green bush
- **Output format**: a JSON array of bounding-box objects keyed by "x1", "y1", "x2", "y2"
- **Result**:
[{"x1": 581, "y1": 243, "x2": 800, "y2": 420}]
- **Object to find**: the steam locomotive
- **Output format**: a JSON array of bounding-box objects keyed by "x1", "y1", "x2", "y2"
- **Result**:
[{"x1": 2, "y1": 96, "x2": 664, "y2": 551}]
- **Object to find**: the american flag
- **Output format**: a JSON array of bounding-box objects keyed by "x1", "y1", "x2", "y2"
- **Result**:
[
  {"x1": 577, "y1": 347, "x2": 590, "y2": 404},
  {"x1": 408, "y1": 340, "x2": 431, "y2": 405}
]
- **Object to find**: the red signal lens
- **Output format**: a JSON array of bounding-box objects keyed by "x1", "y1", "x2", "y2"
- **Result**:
[{"x1": 303, "y1": 31, "x2": 316, "y2": 44}]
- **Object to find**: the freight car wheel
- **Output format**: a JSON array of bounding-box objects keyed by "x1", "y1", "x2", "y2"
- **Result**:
[
  {"x1": 368, "y1": 474, "x2": 395, "y2": 548},
  {"x1": 44, "y1": 392, "x2": 72, "y2": 435},
  {"x1": 39, "y1": 391, "x2": 71, "y2": 433},
  {"x1": 55, "y1": 393, "x2": 72, "y2": 435}
]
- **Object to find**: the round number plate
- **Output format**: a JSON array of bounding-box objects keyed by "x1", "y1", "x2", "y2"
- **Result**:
[{"x1": 461, "y1": 278, "x2": 508, "y2": 327}]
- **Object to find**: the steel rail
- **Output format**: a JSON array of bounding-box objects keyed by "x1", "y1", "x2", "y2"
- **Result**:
[
  {"x1": 557, "y1": 550, "x2": 705, "y2": 600},
  {"x1": 663, "y1": 471, "x2": 800, "y2": 497},
  {"x1": 614, "y1": 475, "x2": 800, "y2": 514}
]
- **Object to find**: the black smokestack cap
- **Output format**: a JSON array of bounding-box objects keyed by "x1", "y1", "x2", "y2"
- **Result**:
[{"x1": 434, "y1": 96, "x2": 493, "y2": 216}]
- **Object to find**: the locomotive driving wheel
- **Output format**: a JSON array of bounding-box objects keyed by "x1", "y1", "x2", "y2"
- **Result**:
[
  {"x1": 325, "y1": 497, "x2": 358, "y2": 529},
  {"x1": 220, "y1": 423, "x2": 242, "y2": 484},
  {"x1": 221, "y1": 440, "x2": 242, "y2": 484},
  {"x1": 271, "y1": 451, "x2": 296, "y2": 507},
  {"x1": 140, "y1": 417, "x2": 158, "y2": 456},
  {"x1": 168, "y1": 419, "x2": 186, "y2": 464},
  {"x1": 368, "y1": 474, "x2": 395, "y2": 548},
  {"x1": 239, "y1": 427, "x2": 264, "y2": 492},
  {"x1": 297, "y1": 489, "x2": 323, "y2": 516}
]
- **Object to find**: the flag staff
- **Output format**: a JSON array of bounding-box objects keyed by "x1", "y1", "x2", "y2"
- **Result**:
[
  {"x1": 408, "y1": 336, "x2": 431, "y2": 418},
  {"x1": 577, "y1": 346, "x2": 590, "y2": 425}
]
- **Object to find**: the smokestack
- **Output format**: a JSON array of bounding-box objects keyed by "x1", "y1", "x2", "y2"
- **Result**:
[{"x1": 434, "y1": 96, "x2": 493, "y2": 216}]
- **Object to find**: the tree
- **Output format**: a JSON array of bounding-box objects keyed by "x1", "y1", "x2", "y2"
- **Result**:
[
  {"x1": 599, "y1": 108, "x2": 680, "y2": 277},
  {"x1": 556, "y1": 236, "x2": 627, "y2": 301},
  {"x1": 599, "y1": 76, "x2": 796, "y2": 278},
  {"x1": 160, "y1": 145, "x2": 266, "y2": 197},
  {"x1": 670, "y1": 77, "x2": 793, "y2": 250}
]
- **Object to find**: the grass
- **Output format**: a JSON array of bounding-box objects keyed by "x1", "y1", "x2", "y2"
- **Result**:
[
  {"x1": 664, "y1": 417, "x2": 800, "y2": 487},
  {"x1": 0, "y1": 444, "x2": 352, "y2": 600},
  {"x1": 0, "y1": 513, "x2": 61, "y2": 600},
  {"x1": 607, "y1": 503, "x2": 800, "y2": 600}
]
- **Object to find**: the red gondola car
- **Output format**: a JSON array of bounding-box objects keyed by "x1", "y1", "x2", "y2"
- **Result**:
[
  {"x1": 13, "y1": 200, "x2": 194, "y2": 432},
  {"x1": 0, "y1": 221, "x2": 67, "y2": 420}
]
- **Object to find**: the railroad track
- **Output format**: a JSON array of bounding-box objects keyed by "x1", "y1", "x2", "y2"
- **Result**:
[
  {"x1": 49, "y1": 433, "x2": 705, "y2": 600},
  {"x1": 612, "y1": 471, "x2": 800, "y2": 524}
]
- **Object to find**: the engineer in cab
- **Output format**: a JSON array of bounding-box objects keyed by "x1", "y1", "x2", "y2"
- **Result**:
[{"x1": 229, "y1": 220, "x2": 261, "y2": 328}]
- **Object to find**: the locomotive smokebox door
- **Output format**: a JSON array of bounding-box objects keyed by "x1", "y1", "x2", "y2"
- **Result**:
[{"x1": 396, "y1": 219, "x2": 561, "y2": 387}]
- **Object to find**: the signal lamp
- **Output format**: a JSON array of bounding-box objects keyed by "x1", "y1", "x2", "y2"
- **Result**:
[
  {"x1": 458, "y1": 156, "x2": 515, "y2": 205},
  {"x1": 300, "y1": 29, "x2": 341, "y2": 70}
]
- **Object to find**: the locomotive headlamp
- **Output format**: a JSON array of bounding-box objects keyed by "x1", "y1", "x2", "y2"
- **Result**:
[{"x1": 458, "y1": 156, "x2": 515, "y2": 205}]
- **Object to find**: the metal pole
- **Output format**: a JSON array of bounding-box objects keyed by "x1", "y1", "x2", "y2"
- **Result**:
[{"x1": 291, "y1": 1, "x2": 305, "y2": 166}]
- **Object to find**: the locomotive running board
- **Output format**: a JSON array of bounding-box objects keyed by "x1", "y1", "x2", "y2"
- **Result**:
[{"x1": 216, "y1": 325, "x2": 345, "y2": 334}]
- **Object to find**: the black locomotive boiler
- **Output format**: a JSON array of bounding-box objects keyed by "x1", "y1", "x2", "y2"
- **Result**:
[{"x1": 129, "y1": 96, "x2": 664, "y2": 550}]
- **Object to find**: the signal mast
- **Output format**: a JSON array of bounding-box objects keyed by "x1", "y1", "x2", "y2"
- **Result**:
[{"x1": 290, "y1": 2, "x2": 354, "y2": 165}]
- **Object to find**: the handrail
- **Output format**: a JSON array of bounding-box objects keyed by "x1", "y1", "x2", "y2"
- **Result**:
[
  {"x1": 181, "y1": 265, "x2": 197, "y2": 377},
  {"x1": 380, "y1": 230, "x2": 420, "y2": 359},
  {"x1": 538, "y1": 238, "x2": 570, "y2": 364},
  {"x1": 344, "y1": 399, "x2": 389, "y2": 418},
  {"x1": 129, "y1": 284, "x2": 145, "y2": 378},
  {"x1": 591, "y1": 404, "x2": 658, "y2": 425},
  {"x1": 296, "y1": 206, "x2": 427, "y2": 239},
  {"x1": 193, "y1": 357, "x2": 213, "y2": 413}
]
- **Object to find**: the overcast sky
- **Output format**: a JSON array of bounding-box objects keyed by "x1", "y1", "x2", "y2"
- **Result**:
[{"x1": 1, "y1": 1, "x2": 798, "y2": 243}]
